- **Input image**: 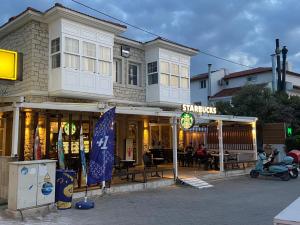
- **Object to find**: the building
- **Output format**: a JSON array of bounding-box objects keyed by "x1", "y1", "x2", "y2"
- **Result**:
[
  {"x1": 0, "y1": 4, "x2": 258, "y2": 201},
  {"x1": 191, "y1": 66, "x2": 300, "y2": 104},
  {"x1": 0, "y1": 3, "x2": 197, "y2": 180}
]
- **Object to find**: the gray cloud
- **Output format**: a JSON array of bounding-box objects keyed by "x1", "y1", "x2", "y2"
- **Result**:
[{"x1": 1, "y1": 0, "x2": 300, "y2": 75}]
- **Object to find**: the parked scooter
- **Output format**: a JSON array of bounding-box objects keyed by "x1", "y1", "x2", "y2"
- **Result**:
[
  {"x1": 265, "y1": 150, "x2": 299, "y2": 179},
  {"x1": 250, "y1": 149, "x2": 290, "y2": 181}
]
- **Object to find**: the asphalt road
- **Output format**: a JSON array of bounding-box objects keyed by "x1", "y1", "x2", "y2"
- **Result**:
[{"x1": 1, "y1": 175, "x2": 300, "y2": 225}]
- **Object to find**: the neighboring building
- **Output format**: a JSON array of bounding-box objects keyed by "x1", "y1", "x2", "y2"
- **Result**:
[
  {"x1": 191, "y1": 66, "x2": 300, "y2": 104},
  {"x1": 0, "y1": 3, "x2": 198, "y2": 167}
]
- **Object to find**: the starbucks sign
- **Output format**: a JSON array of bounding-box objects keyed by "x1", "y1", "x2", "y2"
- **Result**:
[{"x1": 180, "y1": 112, "x2": 195, "y2": 129}]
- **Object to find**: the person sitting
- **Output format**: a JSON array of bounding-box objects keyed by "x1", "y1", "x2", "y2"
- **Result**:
[
  {"x1": 184, "y1": 143, "x2": 194, "y2": 167},
  {"x1": 194, "y1": 144, "x2": 209, "y2": 169}
]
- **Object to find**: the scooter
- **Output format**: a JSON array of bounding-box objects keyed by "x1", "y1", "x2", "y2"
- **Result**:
[
  {"x1": 250, "y1": 150, "x2": 290, "y2": 181},
  {"x1": 266, "y1": 150, "x2": 299, "y2": 179}
]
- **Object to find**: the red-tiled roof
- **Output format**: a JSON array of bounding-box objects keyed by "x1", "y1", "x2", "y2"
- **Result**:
[
  {"x1": 210, "y1": 83, "x2": 268, "y2": 99},
  {"x1": 223, "y1": 67, "x2": 300, "y2": 80},
  {"x1": 223, "y1": 67, "x2": 271, "y2": 80}
]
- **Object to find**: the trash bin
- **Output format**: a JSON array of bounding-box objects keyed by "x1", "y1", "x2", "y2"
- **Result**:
[{"x1": 55, "y1": 169, "x2": 76, "y2": 209}]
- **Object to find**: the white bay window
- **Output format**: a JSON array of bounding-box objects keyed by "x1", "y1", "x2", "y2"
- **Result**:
[
  {"x1": 99, "y1": 46, "x2": 112, "y2": 76},
  {"x1": 181, "y1": 65, "x2": 189, "y2": 88},
  {"x1": 82, "y1": 41, "x2": 96, "y2": 73},
  {"x1": 160, "y1": 61, "x2": 170, "y2": 86}
]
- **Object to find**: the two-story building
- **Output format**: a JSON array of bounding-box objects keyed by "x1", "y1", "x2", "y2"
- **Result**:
[
  {"x1": 191, "y1": 67, "x2": 300, "y2": 104},
  {"x1": 0, "y1": 3, "x2": 198, "y2": 184}
]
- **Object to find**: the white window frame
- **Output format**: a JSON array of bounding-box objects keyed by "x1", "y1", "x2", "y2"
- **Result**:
[
  {"x1": 128, "y1": 62, "x2": 140, "y2": 86},
  {"x1": 113, "y1": 58, "x2": 122, "y2": 84},
  {"x1": 82, "y1": 41, "x2": 97, "y2": 73},
  {"x1": 99, "y1": 45, "x2": 112, "y2": 76},
  {"x1": 51, "y1": 37, "x2": 61, "y2": 69},
  {"x1": 147, "y1": 61, "x2": 158, "y2": 85},
  {"x1": 64, "y1": 36, "x2": 80, "y2": 70}
]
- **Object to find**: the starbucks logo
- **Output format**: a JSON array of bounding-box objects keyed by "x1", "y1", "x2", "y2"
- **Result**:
[{"x1": 180, "y1": 112, "x2": 195, "y2": 129}]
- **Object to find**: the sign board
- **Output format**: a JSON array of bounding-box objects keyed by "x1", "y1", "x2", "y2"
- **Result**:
[
  {"x1": 121, "y1": 45, "x2": 130, "y2": 58},
  {"x1": 180, "y1": 112, "x2": 195, "y2": 130},
  {"x1": 0, "y1": 49, "x2": 22, "y2": 80},
  {"x1": 182, "y1": 104, "x2": 217, "y2": 115},
  {"x1": 125, "y1": 138, "x2": 133, "y2": 160}
]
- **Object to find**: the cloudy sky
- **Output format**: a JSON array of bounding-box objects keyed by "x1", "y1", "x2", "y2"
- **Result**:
[{"x1": 1, "y1": 0, "x2": 300, "y2": 75}]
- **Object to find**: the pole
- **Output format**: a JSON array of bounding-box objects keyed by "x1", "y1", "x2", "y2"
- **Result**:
[
  {"x1": 281, "y1": 46, "x2": 288, "y2": 92},
  {"x1": 171, "y1": 117, "x2": 178, "y2": 179},
  {"x1": 218, "y1": 120, "x2": 224, "y2": 172},
  {"x1": 252, "y1": 122, "x2": 257, "y2": 161},
  {"x1": 271, "y1": 54, "x2": 277, "y2": 93},
  {"x1": 11, "y1": 105, "x2": 20, "y2": 157},
  {"x1": 207, "y1": 64, "x2": 212, "y2": 104},
  {"x1": 275, "y1": 39, "x2": 282, "y2": 91}
]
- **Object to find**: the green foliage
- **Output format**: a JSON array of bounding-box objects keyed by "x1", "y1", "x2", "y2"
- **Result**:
[
  {"x1": 285, "y1": 135, "x2": 300, "y2": 151},
  {"x1": 215, "y1": 84, "x2": 300, "y2": 134}
]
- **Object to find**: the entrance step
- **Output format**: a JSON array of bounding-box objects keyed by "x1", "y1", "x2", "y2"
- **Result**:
[{"x1": 179, "y1": 177, "x2": 213, "y2": 189}]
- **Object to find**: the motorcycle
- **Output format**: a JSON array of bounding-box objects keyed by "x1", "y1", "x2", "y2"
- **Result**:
[
  {"x1": 250, "y1": 150, "x2": 291, "y2": 181},
  {"x1": 265, "y1": 150, "x2": 298, "y2": 179}
]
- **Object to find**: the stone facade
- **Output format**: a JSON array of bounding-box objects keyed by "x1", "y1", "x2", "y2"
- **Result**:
[
  {"x1": 113, "y1": 42, "x2": 146, "y2": 103},
  {"x1": 0, "y1": 21, "x2": 49, "y2": 98}
]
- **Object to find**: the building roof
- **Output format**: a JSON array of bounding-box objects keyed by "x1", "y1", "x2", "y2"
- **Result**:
[
  {"x1": 210, "y1": 83, "x2": 268, "y2": 99},
  {"x1": 223, "y1": 67, "x2": 271, "y2": 80},
  {"x1": 223, "y1": 67, "x2": 300, "y2": 80},
  {"x1": 0, "y1": 3, "x2": 126, "y2": 30},
  {"x1": 190, "y1": 72, "x2": 209, "y2": 81}
]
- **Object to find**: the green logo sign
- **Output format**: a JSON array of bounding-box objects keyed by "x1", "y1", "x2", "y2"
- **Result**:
[
  {"x1": 287, "y1": 127, "x2": 293, "y2": 137},
  {"x1": 64, "y1": 122, "x2": 77, "y2": 135},
  {"x1": 180, "y1": 112, "x2": 195, "y2": 129}
]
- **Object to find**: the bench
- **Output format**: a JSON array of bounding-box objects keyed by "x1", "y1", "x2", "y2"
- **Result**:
[
  {"x1": 224, "y1": 160, "x2": 257, "y2": 170},
  {"x1": 128, "y1": 167, "x2": 175, "y2": 183}
]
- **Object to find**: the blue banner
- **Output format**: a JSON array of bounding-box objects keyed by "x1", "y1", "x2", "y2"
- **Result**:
[{"x1": 87, "y1": 107, "x2": 116, "y2": 185}]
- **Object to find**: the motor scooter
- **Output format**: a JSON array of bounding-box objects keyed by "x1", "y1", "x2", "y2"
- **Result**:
[
  {"x1": 250, "y1": 150, "x2": 290, "y2": 181},
  {"x1": 266, "y1": 150, "x2": 299, "y2": 179}
]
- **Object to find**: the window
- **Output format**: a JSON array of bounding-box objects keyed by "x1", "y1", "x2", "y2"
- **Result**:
[
  {"x1": 128, "y1": 64, "x2": 139, "y2": 85},
  {"x1": 147, "y1": 61, "x2": 158, "y2": 85},
  {"x1": 99, "y1": 46, "x2": 112, "y2": 76},
  {"x1": 64, "y1": 37, "x2": 80, "y2": 70},
  {"x1": 113, "y1": 59, "x2": 122, "y2": 83},
  {"x1": 99, "y1": 61, "x2": 111, "y2": 76},
  {"x1": 65, "y1": 54, "x2": 79, "y2": 70},
  {"x1": 200, "y1": 80, "x2": 206, "y2": 89},
  {"x1": 99, "y1": 46, "x2": 111, "y2": 61},
  {"x1": 170, "y1": 75, "x2": 179, "y2": 87},
  {"x1": 181, "y1": 66, "x2": 189, "y2": 88},
  {"x1": 160, "y1": 61, "x2": 169, "y2": 86},
  {"x1": 82, "y1": 41, "x2": 96, "y2": 73},
  {"x1": 51, "y1": 38, "x2": 60, "y2": 54},
  {"x1": 247, "y1": 75, "x2": 257, "y2": 82},
  {"x1": 181, "y1": 78, "x2": 189, "y2": 88},
  {"x1": 171, "y1": 64, "x2": 179, "y2": 75},
  {"x1": 148, "y1": 62, "x2": 157, "y2": 74},
  {"x1": 51, "y1": 38, "x2": 60, "y2": 69}
]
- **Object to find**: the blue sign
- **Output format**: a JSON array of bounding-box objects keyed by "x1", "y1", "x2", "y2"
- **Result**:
[{"x1": 87, "y1": 107, "x2": 116, "y2": 185}]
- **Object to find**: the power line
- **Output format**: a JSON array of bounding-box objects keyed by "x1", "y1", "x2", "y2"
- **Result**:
[{"x1": 70, "y1": 0, "x2": 254, "y2": 69}]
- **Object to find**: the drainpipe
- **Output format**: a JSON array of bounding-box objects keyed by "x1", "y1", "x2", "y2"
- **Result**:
[
  {"x1": 271, "y1": 54, "x2": 277, "y2": 93},
  {"x1": 207, "y1": 64, "x2": 212, "y2": 104},
  {"x1": 11, "y1": 104, "x2": 20, "y2": 157},
  {"x1": 281, "y1": 46, "x2": 288, "y2": 92}
]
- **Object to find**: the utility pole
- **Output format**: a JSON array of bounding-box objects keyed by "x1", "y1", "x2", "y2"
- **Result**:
[
  {"x1": 281, "y1": 46, "x2": 288, "y2": 91},
  {"x1": 275, "y1": 39, "x2": 282, "y2": 91}
]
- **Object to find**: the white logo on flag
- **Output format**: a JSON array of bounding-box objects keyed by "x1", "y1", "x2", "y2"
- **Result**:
[{"x1": 97, "y1": 136, "x2": 109, "y2": 150}]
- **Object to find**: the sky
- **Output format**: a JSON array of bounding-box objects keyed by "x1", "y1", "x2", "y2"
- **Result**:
[{"x1": 1, "y1": 0, "x2": 300, "y2": 75}]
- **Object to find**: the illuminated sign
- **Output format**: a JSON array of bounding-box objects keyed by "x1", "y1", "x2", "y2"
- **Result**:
[
  {"x1": 182, "y1": 104, "x2": 217, "y2": 115},
  {"x1": 0, "y1": 49, "x2": 22, "y2": 80},
  {"x1": 180, "y1": 112, "x2": 195, "y2": 129},
  {"x1": 64, "y1": 122, "x2": 77, "y2": 135},
  {"x1": 287, "y1": 126, "x2": 293, "y2": 137}
]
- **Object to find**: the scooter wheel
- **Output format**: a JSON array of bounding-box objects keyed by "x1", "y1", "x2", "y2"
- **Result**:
[
  {"x1": 250, "y1": 170, "x2": 259, "y2": 178},
  {"x1": 280, "y1": 172, "x2": 290, "y2": 181},
  {"x1": 289, "y1": 169, "x2": 298, "y2": 179}
]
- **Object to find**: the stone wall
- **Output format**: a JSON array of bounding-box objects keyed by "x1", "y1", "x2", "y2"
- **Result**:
[
  {"x1": 0, "y1": 21, "x2": 49, "y2": 98},
  {"x1": 113, "y1": 42, "x2": 146, "y2": 103}
]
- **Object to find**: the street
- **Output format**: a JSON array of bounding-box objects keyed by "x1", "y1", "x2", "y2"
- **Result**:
[{"x1": 1, "y1": 175, "x2": 300, "y2": 225}]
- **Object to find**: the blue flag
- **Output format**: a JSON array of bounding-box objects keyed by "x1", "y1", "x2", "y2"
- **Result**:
[{"x1": 87, "y1": 107, "x2": 116, "y2": 185}]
